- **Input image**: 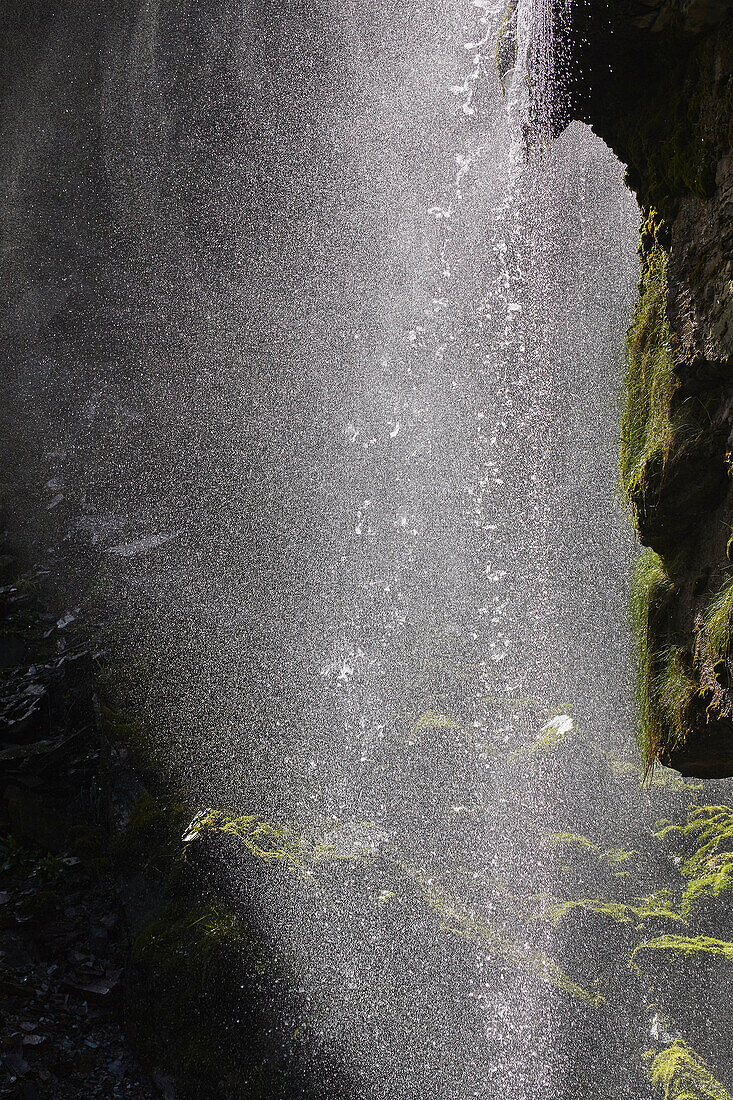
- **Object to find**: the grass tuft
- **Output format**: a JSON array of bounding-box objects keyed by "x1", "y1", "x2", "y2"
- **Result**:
[
  {"x1": 630, "y1": 550, "x2": 694, "y2": 775},
  {"x1": 703, "y1": 580, "x2": 733, "y2": 666}
]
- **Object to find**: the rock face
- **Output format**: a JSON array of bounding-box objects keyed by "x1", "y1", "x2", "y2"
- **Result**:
[{"x1": 560, "y1": 3, "x2": 733, "y2": 775}]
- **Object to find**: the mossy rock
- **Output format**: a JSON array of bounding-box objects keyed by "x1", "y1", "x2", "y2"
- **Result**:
[
  {"x1": 629, "y1": 550, "x2": 696, "y2": 773},
  {"x1": 647, "y1": 1039, "x2": 733, "y2": 1100}
]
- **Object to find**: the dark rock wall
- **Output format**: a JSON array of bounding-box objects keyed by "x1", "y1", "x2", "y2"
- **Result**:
[{"x1": 562, "y1": 2, "x2": 733, "y2": 775}]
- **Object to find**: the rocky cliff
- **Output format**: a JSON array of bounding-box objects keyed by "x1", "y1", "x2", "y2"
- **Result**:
[{"x1": 557, "y1": 0, "x2": 733, "y2": 776}]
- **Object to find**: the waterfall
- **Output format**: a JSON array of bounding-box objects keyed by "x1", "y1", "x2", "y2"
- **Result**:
[{"x1": 3, "y1": 1, "x2": 730, "y2": 1097}]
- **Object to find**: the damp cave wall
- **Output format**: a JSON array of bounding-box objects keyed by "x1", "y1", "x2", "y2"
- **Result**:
[{"x1": 557, "y1": 0, "x2": 733, "y2": 776}]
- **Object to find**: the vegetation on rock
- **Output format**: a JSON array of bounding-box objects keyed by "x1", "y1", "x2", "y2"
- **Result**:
[
  {"x1": 619, "y1": 213, "x2": 676, "y2": 510},
  {"x1": 702, "y1": 582, "x2": 733, "y2": 668},
  {"x1": 629, "y1": 549, "x2": 696, "y2": 773},
  {"x1": 647, "y1": 1040, "x2": 733, "y2": 1100},
  {"x1": 631, "y1": 933, "x2": 733, "y2": 970},
  {"x1": 657, "y1": 805, "x2": 733, "y2": 915}
]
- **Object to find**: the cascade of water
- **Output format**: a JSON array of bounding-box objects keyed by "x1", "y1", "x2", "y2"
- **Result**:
[{"x1": 12, "y1": 2, "x2": 732, "y2": 1097}]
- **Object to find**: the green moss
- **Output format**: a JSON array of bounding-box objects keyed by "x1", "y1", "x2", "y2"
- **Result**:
[
  {"x1": 187, "y1": 810, "x2": 376, "y2": 875},
  {"x1": 657, "y1": 806, "x2": 733, "y2": 915},
  {"x1": 541, "y1": 832, "x2": 637, "y2": 866},
  {"x1": 398, "y1": 865, "x2": 602, "y2": 1005},
  {"x1": 647, "y1": 1040, "x2": 733, "y2": 1100},
  {"x1": 629, "y1": 549, "x2": 693, "y2": 773},
  {"x1": 532, "y1": 713, "x2": 574, "y2": 751},
  {"x1": 630, "y1": 550, "x2": 668, "y2": 710},
  {"x1": 619, "y1": 215, "x2": 676, "y2": 507},
  {"x1": 502, "y1": 713, "x2": 577, "y2": 763},
  {"x1": 544, "y1": 890, "x2": 682, "y2": 929},
  {"x1": 544, "y1": 897, "x2": 634, "y2": 925},
  {"x1": 703, "y1": 581, "x2": 733, "y2": 666},
  {"x1": 631, "y1": 934, "x2": 733, "y2": 971},
  {"x1": 654, "y1": 647, "x2": 696, "y2": 750},
  {"x1": 412, "y1": 711, "x2": 459, "y2": 735},
  {"x1": 683, "y1": 852, "x2": 733, "y2": 913}
]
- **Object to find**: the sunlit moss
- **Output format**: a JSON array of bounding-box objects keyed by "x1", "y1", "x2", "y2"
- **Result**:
[
  {"x1": 543, "y1": 890, "x2": 682, "y2": 929},
  {"x1": 398, "y1": 865, "x2": 602, "y2": 1006},
  {"x1": 653, "y1": 647, "x2": 696, "y2": 750},
  {"x1": 186, "y1": 810, "x2": 379, "y2": 876},
  {"x1": 412, "y1": 711, "x2": 459, "y2": 735},
  {"x1": 657, "y1": 806, "x2": 733, "y2": 915},
  {"x1": 541, "y1": 832, "x2": 637, "y2": 866},
  {"x1": 683, "y1": 852, "x2": 733, "y2": 913},
  {"x1": 544, "y1": 897, "x2": 631, "y2": 925},
  {"x1": 629, "y1": 550, "x2": 693, "y2": 774},
  {"x1": 504, "y1": 713, "x2": 576, "y2": 763},
  {"x1": 188, "y1": 811, "x2": 310, "y2": 870},
  {"x1": 619, "y1": 215, "x2": 676, "y2": 508},
  {"x1": 703, "y1": 580, "x2": 733, "y2": 666},
  {"x1": 631, "y1": 934, "x2": 733, "y2": 971},
  {"x1": 532, "y1": 714, "x2": 574, "y2": 751},
  {"x1": 649, "y1": 773, "x2": 705, "y2": 793},
  {"x1": 646, "y1": 1040, "x2": 733, "y2": 1100}
]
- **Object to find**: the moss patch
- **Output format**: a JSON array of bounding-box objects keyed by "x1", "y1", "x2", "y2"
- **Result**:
[
  {"x1": 619, "y1": 214, "x2": 676, "y2": 509},
  {"x1": 657, "y1": 806, "x2": 733, "y2": 915},
  {"x1": 412, "y1": 711, "x2": 460, "y2": 735},
  {"x1": 629, "y1": 549, "x2": 694, "y2": 773},
  {"x1": 541, "y1": 832, "x2": 637, "y2": 866},
  {"x1": 647, "y1": 1040, "x2": 733, "y2": 1100},
  {"x1": 543, "y1": 890, "x2": 683, "y2": 929},
  {"x1": 186, "y1": 810, "x2": 377, "y2": 876},
  {"x1": 703, "y1": 581, "x2": 733, "y2": 666},
  {"x1": 631, "y1": 934, "x2": 733, "y2": 971},
  {"x1": 401, "y1": 868, "x2": 604, "y2": 1006}
]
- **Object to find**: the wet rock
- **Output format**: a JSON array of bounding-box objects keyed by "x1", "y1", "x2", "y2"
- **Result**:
[{"x1": 562, "y1": 2, "x2": 733, "y2": 776}]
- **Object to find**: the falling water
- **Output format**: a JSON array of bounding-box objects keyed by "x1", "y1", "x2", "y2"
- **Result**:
[{"x1": 3, "y1": 0, "x2": 733, "y2": 1096}]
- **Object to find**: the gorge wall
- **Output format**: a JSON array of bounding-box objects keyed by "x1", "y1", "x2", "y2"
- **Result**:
[{"x1": 559, "y1": 0, "x2": 733, "y2": 777}]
